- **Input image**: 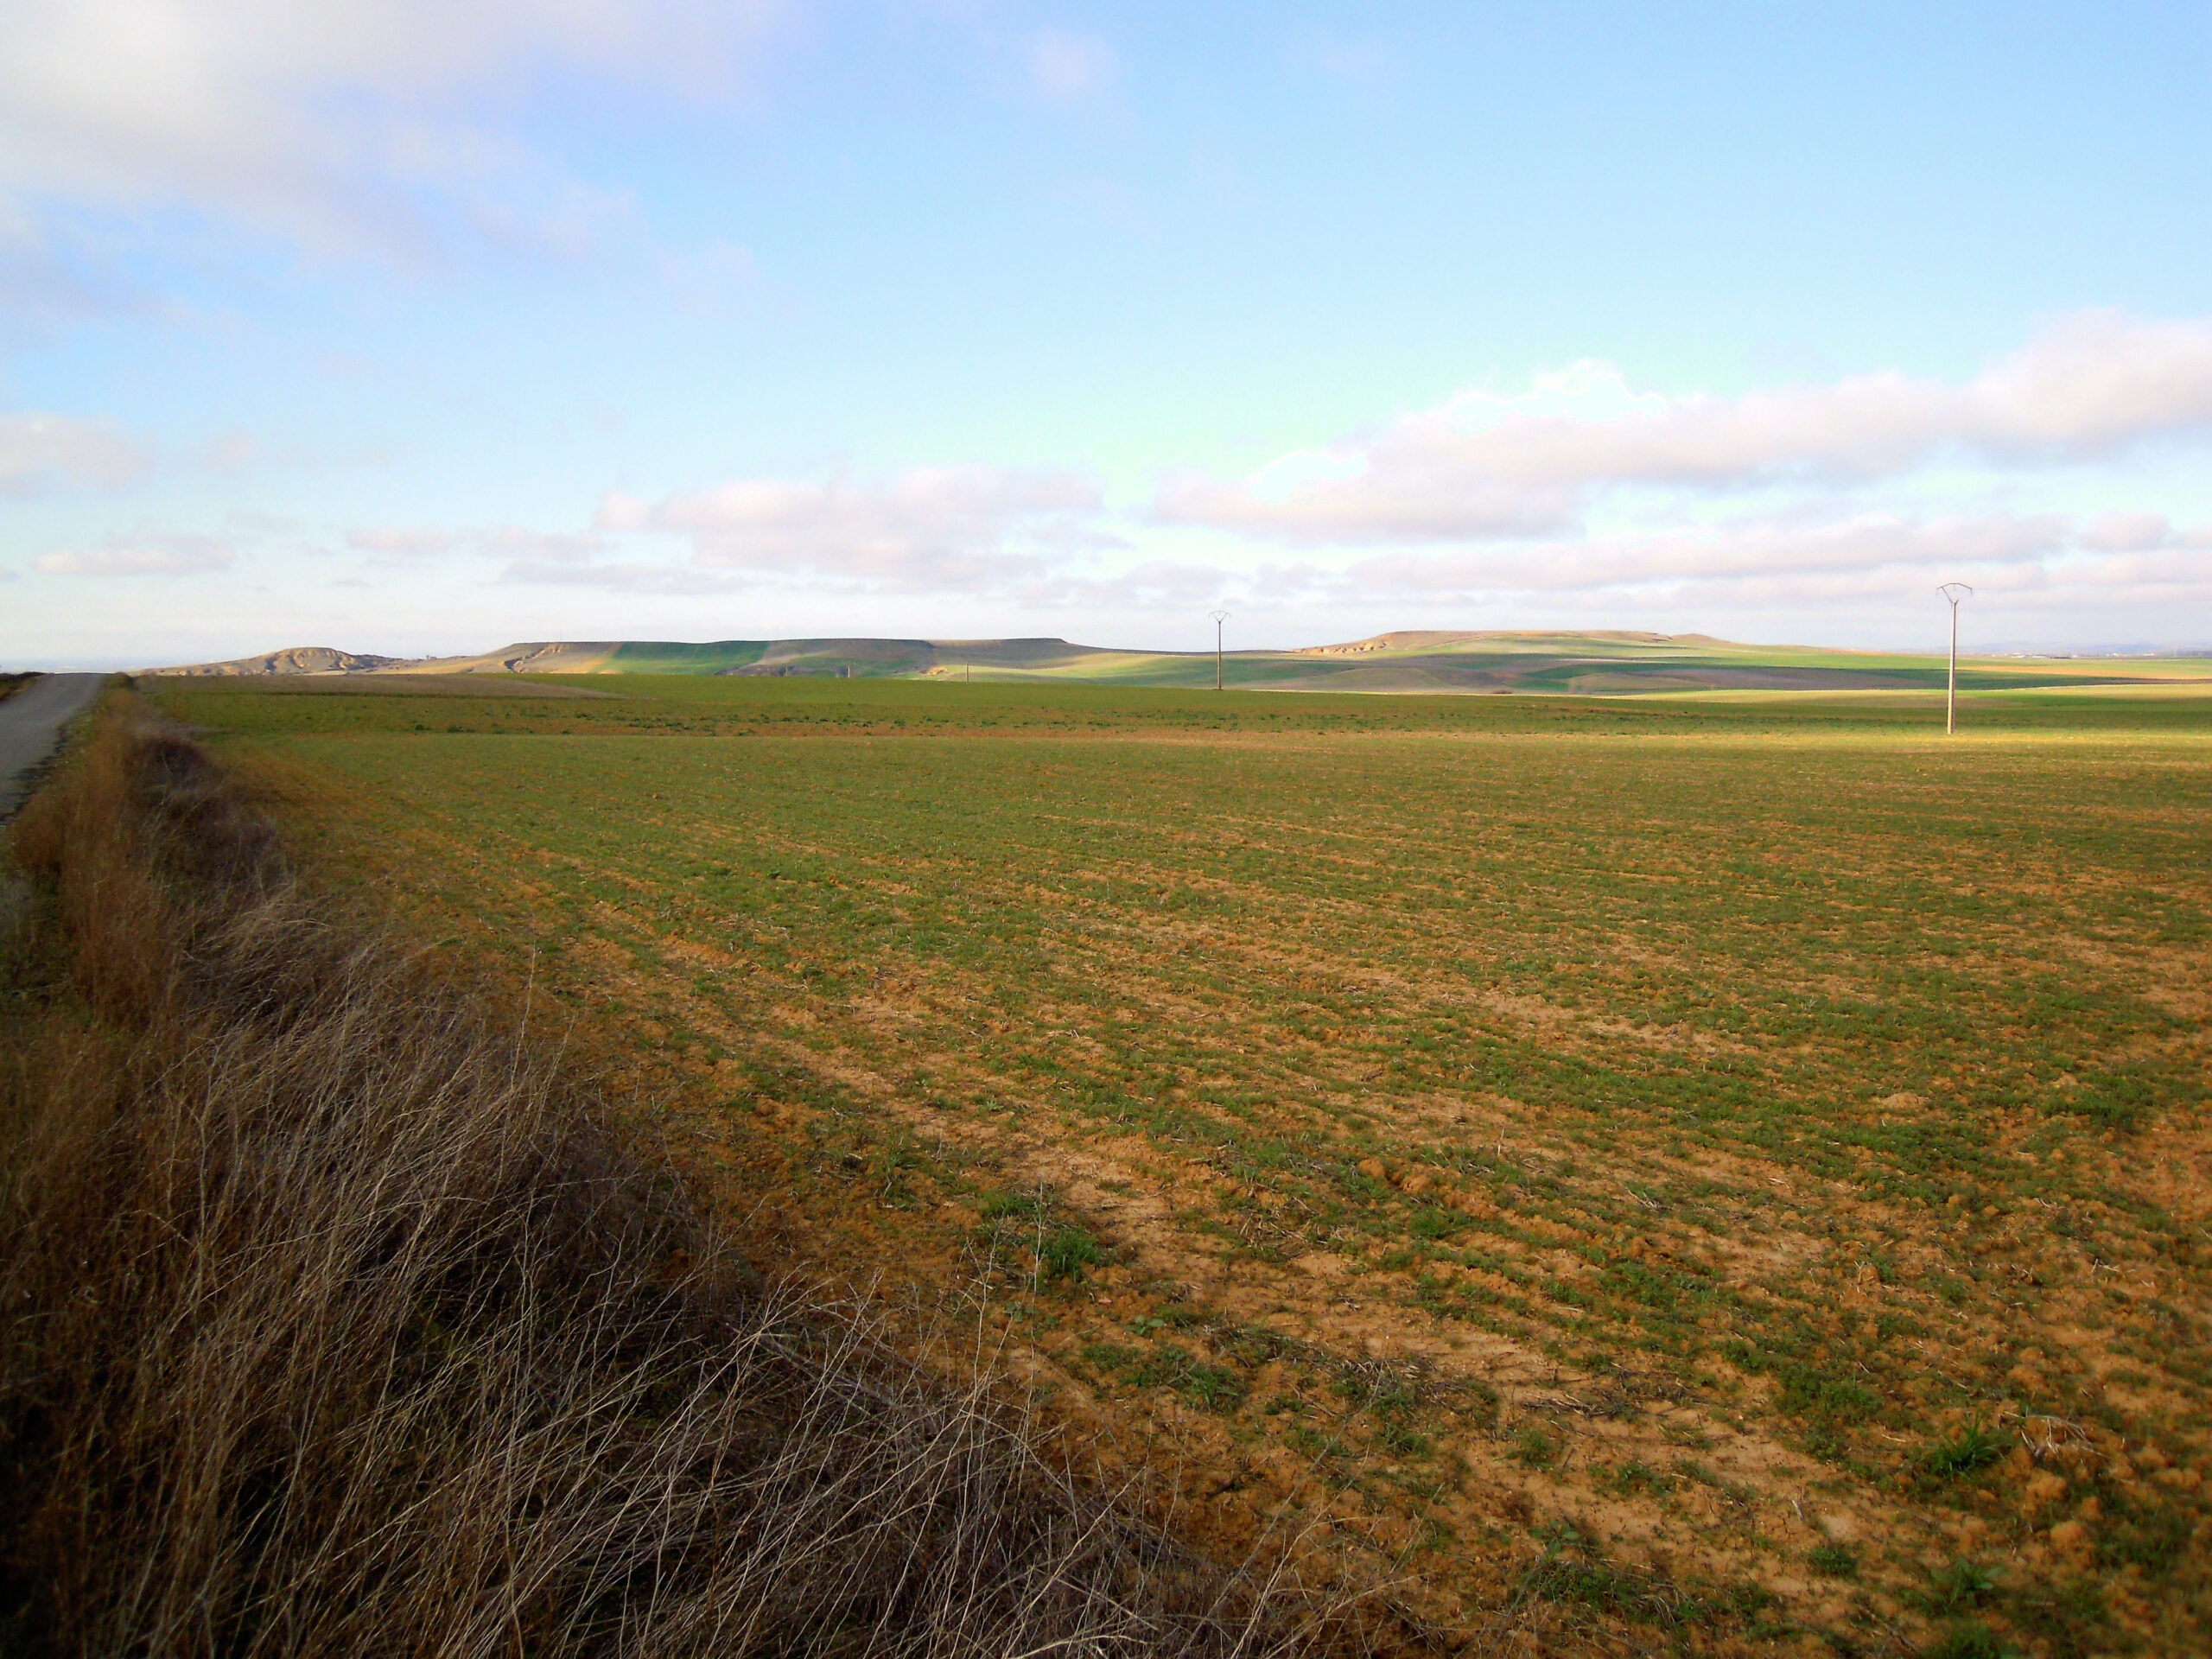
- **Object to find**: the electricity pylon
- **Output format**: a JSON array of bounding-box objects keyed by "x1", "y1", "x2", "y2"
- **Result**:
[{"x1": 1937, "y1": 582, "x2": 1973, "y2": 734}]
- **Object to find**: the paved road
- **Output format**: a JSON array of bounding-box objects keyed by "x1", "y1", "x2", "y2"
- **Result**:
[{"x1": 0, "y1": 674, "x2": 105, "y2": 819}]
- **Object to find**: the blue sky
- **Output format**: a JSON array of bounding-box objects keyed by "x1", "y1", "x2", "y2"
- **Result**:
[{"x1": 4, "y1": 1, "x2": 2210, "y2": 666}]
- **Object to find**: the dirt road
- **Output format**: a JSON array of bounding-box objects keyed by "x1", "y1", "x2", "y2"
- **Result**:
[{"x1": 0, "y1": 674, "x2": 103, "y2": 819}]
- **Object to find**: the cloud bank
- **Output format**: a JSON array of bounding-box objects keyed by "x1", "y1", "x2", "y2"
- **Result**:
[
  {"x1": 31, "y1": 311, "x2": 2208, "y2": 643},
  {"x1": 1160, "y1": 312, "x2": 2212, "y2": 544},
  {"x1": 581, "y1": 466, "x2": 1112, "y2": 591}
]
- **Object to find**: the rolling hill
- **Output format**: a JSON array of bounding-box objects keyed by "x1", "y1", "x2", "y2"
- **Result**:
[{"x1": 146, "y1": 631, "x2": 2212, "y2": 696}]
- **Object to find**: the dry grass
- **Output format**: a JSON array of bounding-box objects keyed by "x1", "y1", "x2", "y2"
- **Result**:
[{"x1": 0, "y1": 699, "x2": 1329, "y2": 1658}]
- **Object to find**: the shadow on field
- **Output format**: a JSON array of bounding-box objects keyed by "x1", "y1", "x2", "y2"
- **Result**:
[{"x1": 0, "y1": 696, "x2": 1363, "y2": 1657}]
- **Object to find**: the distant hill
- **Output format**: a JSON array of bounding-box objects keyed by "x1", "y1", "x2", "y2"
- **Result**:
[
  {"x1": 154, "y1": 646, "x2": 410, "y2": 677},
  {"x1": 143, "y1": 632, "x2": 2204, "y2": 696}
]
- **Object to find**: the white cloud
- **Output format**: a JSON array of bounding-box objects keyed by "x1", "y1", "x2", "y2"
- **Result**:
[
  {"x1": 494, "y1": 466, "x2": 1118, "y2": 596},
  {"x1": 2052, "y1": 548, "x2": 2212, "y2": 593},
  {"x1": 202, "y1": 431, "x2": 257, "y2": 473},
  {"x1": 1341, "y1": 512, "x2": 2076, "y2": 598},
  {"x1": 346, "y1": 523, "x2": 610, "y2": 561},
  {"x1": 35, "y1": 535, "x2": 233, "y2": 575},
  {"x1": 1098, "y1": 508, "x2": 2209, "y2": 626},
  {"x1": 1014, "y1": 559, "x2": 1236, "y2": 610},
  {"x1": 0, "y1": 0, "x2": 784, "y2": 257},
  {"x1": 1161, "y1": 312, "x2": 2212, "y2": 545},
  {"x1": 604, "y1": 465, "x2": 1114, "y2": 589},
  {"x1": 498, "y1": 560, "x2": 742, "y2": 594},
  {"x1": 1031, "y1": 30, "x2": 1117, "y2": 104},
  {"x1": 2079, "y1": 512, "x2": 2171, "y2": 553},
  {"x1": 478, "y1": 524, "x2": 606, "y2": 562},
  {"x1": 0, "y1": 412, "x2": 149, "y2": 493},
  {"x1": 348, "y1": 524, "x2": 455, "y2": 556},
  {"x1": 594, "y1": 493, "x2": 652, "y2": 532}
]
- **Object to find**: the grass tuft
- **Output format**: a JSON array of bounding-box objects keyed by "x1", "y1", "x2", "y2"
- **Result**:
[
  {"x1": 1808, "y1": 1541, "x2": 1858, "y2": 1579},
  {"x1": 1922, "y1": 1422, "x2": 2007, "y2": 1481},
  {"x1": 1039, "y1": 1226, "x2": 1104, "y2": 1283},
  {"x1": 1925, "y1": 1621, "x2": 2018, "y2": 1659}
]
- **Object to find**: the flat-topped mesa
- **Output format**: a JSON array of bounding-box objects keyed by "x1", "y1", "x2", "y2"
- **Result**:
[
  {"x1": 483, "y1": 643, "x2": 627, "y2": 673},
  {"x1": 1294, "y1": 629, "x2": 1726, "y2": 658},
  {"x1": 1296, "y1": 631, "x2": 1496, "y2": 656},
  {"x1": 372, "y1": 642, "x2": 632, "y2": 674}
]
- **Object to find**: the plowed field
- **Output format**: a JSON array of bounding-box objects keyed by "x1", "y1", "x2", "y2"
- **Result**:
[{"x1": 156, "y1": 676, "x2": 2212, "y2": 1656}]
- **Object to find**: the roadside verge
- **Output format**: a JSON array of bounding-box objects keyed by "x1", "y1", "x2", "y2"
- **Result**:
[{"x1": 0, "y1": 693, "x2": 1329, "y2": 1656}]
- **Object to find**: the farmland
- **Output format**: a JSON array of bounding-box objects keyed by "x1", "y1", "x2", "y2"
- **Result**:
[{"x1": 151, "y1": 673, "x2": 2212, "y2": 1655}]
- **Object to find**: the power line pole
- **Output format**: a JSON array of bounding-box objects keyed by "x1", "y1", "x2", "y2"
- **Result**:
[
  {"x1": 1209, "y1": 610, "x2": 1230, "y2": 690},
  {"x1": 1937, "y1": 582, "x2": 1973, "y2": 734}
]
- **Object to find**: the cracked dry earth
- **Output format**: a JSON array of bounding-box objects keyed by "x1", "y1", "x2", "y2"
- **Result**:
[{"x1": 215, "y1": 711, "x2": 2211, "y2": 1656}]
